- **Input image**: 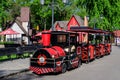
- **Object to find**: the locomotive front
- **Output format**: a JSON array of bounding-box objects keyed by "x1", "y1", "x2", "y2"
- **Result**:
[{"x1": 30, "y1": 31, "x2": 66, "y2": 74}]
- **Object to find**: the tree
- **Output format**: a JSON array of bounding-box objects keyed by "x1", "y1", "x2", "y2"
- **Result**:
[
  {"x1": 75, "y1": 0, "x2": 120, "y2": 31},
  {"x1": 0, "y1": 0, "x2": 10, "y2": 29},
  {"x1": 0, "y1": 0, "x2": 119, "y2": 31}
]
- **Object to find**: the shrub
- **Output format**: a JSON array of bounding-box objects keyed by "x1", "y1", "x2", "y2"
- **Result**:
[{"x1": 0, "y1": 41, "x2": 14, "y2": 45}]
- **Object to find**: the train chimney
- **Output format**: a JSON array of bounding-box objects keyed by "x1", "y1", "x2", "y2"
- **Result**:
[{"x1": 42, "y1": 31, "x2": 51, "y2": 47}]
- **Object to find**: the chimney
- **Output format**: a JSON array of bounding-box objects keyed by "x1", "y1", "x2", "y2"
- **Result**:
[
  {"x1": 84, "y1": 16, "x2": 88, "y2": 26},
  {"x1": 20, "y1": 7, "x2": 30, "y2": 22}
]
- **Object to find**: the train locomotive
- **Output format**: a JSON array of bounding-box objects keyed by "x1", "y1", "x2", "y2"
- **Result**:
[
  {"x1": 30, "y1": 31, "x2": 81, "y2": 74},
  {"x1": 30, "y1": 26, "x2": 112, "y2": 74}
]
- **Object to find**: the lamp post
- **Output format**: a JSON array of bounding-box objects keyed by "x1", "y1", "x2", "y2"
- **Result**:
[{"x1": 40, "y1": 0, "x2": 68, "y2": 31}]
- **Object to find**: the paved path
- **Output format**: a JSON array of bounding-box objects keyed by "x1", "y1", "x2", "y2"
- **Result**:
[
  {"x1": 43, "y1": 45, "x2": 120, "y2": 80},
  {"x1": 0, "y1": 45, "x2": 120, "y2": 80},
  {"x1": 0, "y1": 58, "x2": 29, "y2": 78}
]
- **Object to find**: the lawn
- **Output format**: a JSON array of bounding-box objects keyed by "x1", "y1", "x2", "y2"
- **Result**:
[{"x1": 0, "y1": 52, "x2": 32, "y2": 61}]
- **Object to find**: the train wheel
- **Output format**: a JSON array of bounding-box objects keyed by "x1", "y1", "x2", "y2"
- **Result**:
[
  {"x1": 77, "y1": 59, "x2": 82, "y2": 68},
  {"x1": 86, "y1": 51, "x2": 90, "y2": 64},
  {"x1": 96, "y1": 56, "x2": 100, "y2": 59},
  {"x1": 86, "y1": 57, "x2": 90, "y2": 64},
  {"x1": 94, "y1": 50, "x2": 96, "y2": 59},
  {"x1": 62, "y1": 63, "x2": 67, "y2": 73},
  {"x1": 96, "y1": 54, "x2": 101, "y2": 59},
  {"x1": 108, "y1": 52, "x2": 111, "y2": 55}
]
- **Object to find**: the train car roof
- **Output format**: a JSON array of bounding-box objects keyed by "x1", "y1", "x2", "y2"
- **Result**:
[
  {"x1": 70, "y1": 26, "x2": 104, "y2": 33},
  {"x1": 51, "y1": 31, "x2": 77, "y2": 35}
]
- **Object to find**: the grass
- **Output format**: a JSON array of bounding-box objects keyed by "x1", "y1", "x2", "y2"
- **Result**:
[
  {"x1": 0, "y1": 41, "x2": 14, "y2": 45},
  {"x1": 0, "y1": 52, "x2": 33, "y2": 61},
  {"x1": 0, "y1": 56, "x2": 8, "y2": 60}
]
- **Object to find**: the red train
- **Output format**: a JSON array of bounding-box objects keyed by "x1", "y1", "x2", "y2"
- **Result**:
[{"x1": 30, "y1": 26, "x2": 112, "y2": 74}]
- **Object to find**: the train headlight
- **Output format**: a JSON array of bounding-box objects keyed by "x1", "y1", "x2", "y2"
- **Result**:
[
  {"x1": 39, "y1": 57, "x2": 45, "y2": 63},
  {"x1": 52, "y1": 55, "x2": 55, "y2": 58},
  {"x1": 30, "y1": 54, "x2": 33, "y2": 58},
  {"x1": 37, "y1": 54, "x2": 47, "y2": 66}
]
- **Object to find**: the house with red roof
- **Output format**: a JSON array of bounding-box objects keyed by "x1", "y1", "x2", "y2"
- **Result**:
[
  {"x1": 113, "y1": 30, "x2": 120, "y2": 37},
  {"x1": 67, "y1": 15, "x2": 88, "y2": 43},
  {"x1": 113, "y1": 30, "x2": 120, "y2": 44},
  {"x1": 54, "y1": 15, "x2": 88, "y2": 43},
  {"x1": 54, "y1": 15, "x2": 85, "y2": 31},
  {"x1": 67, "y1": 15, "x2": 84, "y2": 30}
]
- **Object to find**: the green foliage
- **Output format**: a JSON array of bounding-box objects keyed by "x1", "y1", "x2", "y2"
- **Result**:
[
  {"x1": 0, "y1": 53, "x2": 30, "y2": 61},
  {"x1": 0, "y1": 41, "x2": 14, "y2": 44},
  {"x1": 0, "y1": 56, "x2": 8, "y2": 60},
  {"x1": 0, "y1": 0, "x2": 119, "y2": 31}
]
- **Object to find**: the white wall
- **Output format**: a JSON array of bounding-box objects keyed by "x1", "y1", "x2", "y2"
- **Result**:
[
  {"x1": 22, "y1": 22, "x2": 29, "y2": 44},
  {"x1": 6, "y1": 22, "x2": 31, "y2": 45},
  {"x1": 114, "y1": 37, "x2": 120, "y2": 43},
  {"x1": 6, "y1": 22, "x2": 23, "y2": 44},
  {"x1": 0, "y1": 28, "x2": 2, "y2": 32},
  {"x1": 22, "y1": 22, "x2": 29, "y2": 33},
  {"x1": 12, "y1": 23, "x2": 24, "y2": 34}
]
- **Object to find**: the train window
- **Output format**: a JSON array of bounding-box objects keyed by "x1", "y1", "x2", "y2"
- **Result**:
[
  {"x1": 96, "y1": 35, "x2": 102, "y2": 40},
  {"x1": 88, "y1": 34, "x2": 95, "y2": 44},
  {"x1": 105, "y1": 35, "x2": 110, "y2": 43},
  {"x1": 88, "y1": 34, "x2": 94, "y2": 41},
  {"x1": 57, "y1": 35, "x2": 66, "y2": 43},
  {"x1": 51, "y1": 34, "x2": 68, "y2": 47},
  {"x1": 70, "y1": 36, "x2": 76, "y2": 44}
]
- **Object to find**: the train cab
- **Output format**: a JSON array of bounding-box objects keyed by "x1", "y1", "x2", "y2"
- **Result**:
[{"x1": 51, "y1": 31, "x2": 81, "y2": 69}]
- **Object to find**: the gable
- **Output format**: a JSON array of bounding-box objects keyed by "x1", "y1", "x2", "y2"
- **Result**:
[
  {"x1": 54, "y1": 21, "x2": 68, "y2": 31},
  {"x1": 11, "y1": 22, "x2": 24, "y2": 34},
  {"x1": 67, "y1": 16, "x2": 80, "y2": 30},
  {"x1": 74, "y1": 15, "x2": 84, "y2": 25},
  {"x1": 55, "y1": 23, "x2": 62, "y2": 31}
]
